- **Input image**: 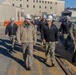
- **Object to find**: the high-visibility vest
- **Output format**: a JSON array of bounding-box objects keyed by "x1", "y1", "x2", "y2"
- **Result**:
[
  {"x1": 4, "y1": 21, "x2": 10, "y2": 26},
  {"x1": 15, "y1": 21, "x2": 24, "y2": 26},
  {"x1": 4, "y1": 21, "x2": 24, "y2": 26}
]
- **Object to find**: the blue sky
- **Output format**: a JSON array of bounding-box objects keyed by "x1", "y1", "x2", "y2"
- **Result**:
[{"x1": 65, "y1": 0, "x2": 76, "y2": 7}]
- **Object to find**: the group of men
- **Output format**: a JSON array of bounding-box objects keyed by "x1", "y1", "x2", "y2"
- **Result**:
[{"x1": 5, "y1": 14, "x2": 76, "y2": 70}]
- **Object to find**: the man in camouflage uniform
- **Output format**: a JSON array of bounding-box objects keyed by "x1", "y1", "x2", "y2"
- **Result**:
[
  {"x1": 59, "y1": 16, "x2": 72, "y2": 49},
  {"x1": 41, "y1": 15, "x2": 58, "y2": 66},
  {"x1": 5, "y1": 17, "x2": 18, "y2": 52},
  {"x1": 70, "y1": 22, "x2": 76, "y2": 63}
]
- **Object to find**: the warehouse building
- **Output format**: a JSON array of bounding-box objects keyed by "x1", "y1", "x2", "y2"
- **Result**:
[{"x1": 0, "y1": 0, "x2": 64, "y2": 23}]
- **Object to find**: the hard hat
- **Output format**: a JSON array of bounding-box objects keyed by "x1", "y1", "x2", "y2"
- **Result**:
[
  {"x1": 37, "y1": 16, "x2": 40, "y2": 19},
  {"x1": 35, "y1": 17, "x2": 37, "y2": 20},
  {"x1": 46, "y1": 15, "x2": 53, "y2": 21},
  {"x1": 24, "y1": 14, "x2": 32, "y2": 20},
  {"x1": 10, "y1": 17, "x2": 15, "y2": 21},
  {"x1": 66, "y1": 15, "x2": 70, "y2": 19}
]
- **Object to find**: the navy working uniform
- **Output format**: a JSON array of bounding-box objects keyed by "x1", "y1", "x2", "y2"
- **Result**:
[{"x1": 41, "y1": 16, "x2": 58, "y2": 66}]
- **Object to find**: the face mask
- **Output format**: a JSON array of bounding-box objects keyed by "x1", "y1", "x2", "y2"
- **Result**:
[
  {"x1": 24, "y1": 23, "x2": 30, "y2": 28},
  {"x1": 27, "y1": 24, "x2": 30, "y2": 27}
]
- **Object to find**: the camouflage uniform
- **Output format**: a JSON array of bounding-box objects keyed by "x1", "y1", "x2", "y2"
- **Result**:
[
  {"x1": 63, "y1": 34, "x2": 69, "y2": 49},
  {"x1": 9, "y1": 35, "x2": 16, "y2": 49},
  {"x1": 59, "y1": 20, "x2": 72, "y2": 49},
  {"x1": 41, "y1": 23, "x2": 58, "y2": 66},
  {"x1": 5, "y1": 23, "x2": 18, "y2": 50},
  {"x1": 45, "y1": 42, "x2": 55, "y2": 62},
  {"x1": 70, "y1": 23, "x2": 76, "y2": 62}
]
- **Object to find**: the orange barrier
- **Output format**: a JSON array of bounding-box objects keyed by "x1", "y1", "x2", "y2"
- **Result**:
[{"x1": 4, "y1": 21, "x2": 24, "y2": 26}]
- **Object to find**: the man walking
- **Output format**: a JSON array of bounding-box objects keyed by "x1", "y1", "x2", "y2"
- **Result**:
[
  {"x1": 59, "y1": 16, "x2": 72, "y2": 49},
  {"x1": 5, "y1": 17, "x2": 18, "y2": 52},
  {"x1": 17, "y1": 14, "x2": 36, "y2": 70},
  {"x1": 41, "y1": 15, "x2": 58, "y2": 66}
]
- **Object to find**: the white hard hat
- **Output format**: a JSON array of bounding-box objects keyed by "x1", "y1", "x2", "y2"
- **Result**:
[
  {"x1": 10, "y1": 17, "x2": 15, "y2": 21},
  {"x1": 66, "y1": 16, "x2": 70, "y2": 19},
  {"x1": 46, "y1": 15, "x2": 53, "y2": 21},
  {"x1": 24, "y1": 14, "x2": 32, "y2": 20},
  {"x1": 37, "y1": 17, "x2": 40, "y2": 19}
]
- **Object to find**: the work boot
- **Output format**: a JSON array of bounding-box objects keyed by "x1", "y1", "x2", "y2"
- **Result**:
[
  {"x1": 12, "y1": 47, "x2": 16, "y2": 53},
  {"x1": 51, "y1": 61, "x2": 55, "y2": 67},
  {"x1": 45, "y1": 58, "x2": 47, "y2": 62},
  {"x1": 23, "y1": 61, "x2": 28, "y2": 68},
  {"x1": 45, "y1": 56, "x2": 49, "y2": 63},
  {"x1": 28, "y1": 66, "x2": 33, "y2": 70},
  {"x1": 45, "y1": 56, "x2": 52, "y2": 67}
]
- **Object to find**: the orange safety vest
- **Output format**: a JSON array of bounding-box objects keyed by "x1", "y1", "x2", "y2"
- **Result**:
[
  {"x1": 4, "y1": 21, "x2": 10, "y2": 26},
  {"x1": 4, "y1": 21, "x2": 24, "y2": 26}
]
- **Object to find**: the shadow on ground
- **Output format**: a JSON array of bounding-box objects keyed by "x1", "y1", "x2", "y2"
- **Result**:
[
  {"x1": 0, "y1": 39, "x2": 29, "y2": 70},
  {"x1": 55, "y1": 38, "x2": 76, "y2": 66}
]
